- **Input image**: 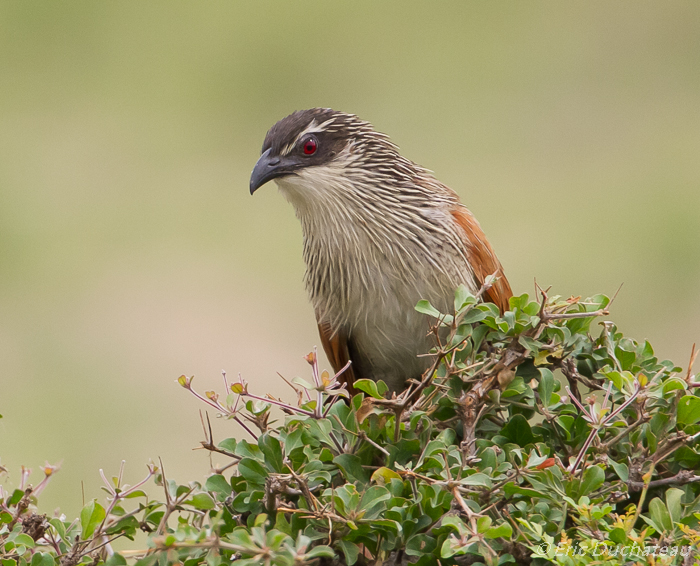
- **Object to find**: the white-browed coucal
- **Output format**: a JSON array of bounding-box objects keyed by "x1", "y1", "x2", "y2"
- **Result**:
[{"x1": 250, "y1": 108, "x2": 512, "y2": 393}]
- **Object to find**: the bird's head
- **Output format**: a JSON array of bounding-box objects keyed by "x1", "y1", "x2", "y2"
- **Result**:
[{"x1": 249, "y1": 108, "x2": 402, "y2": 197}]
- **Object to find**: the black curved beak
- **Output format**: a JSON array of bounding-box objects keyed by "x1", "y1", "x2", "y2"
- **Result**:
[{"x1": 250, "y1": 149, "x2": 297, "y2": 194}]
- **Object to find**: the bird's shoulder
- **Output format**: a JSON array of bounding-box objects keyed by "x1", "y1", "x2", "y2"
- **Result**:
[{"x1": 450, "y1": 204, "x2": 513, "y2": 313}]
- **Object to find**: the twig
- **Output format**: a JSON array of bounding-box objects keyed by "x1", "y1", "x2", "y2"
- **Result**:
[
  {"x1": 198, "y1": 412, "x2": 241, "y2": 461},
  {"x1": 331, "y1": 416, "x2": 391, "y2": 458},
  {"x1": 600, "y1": 414, "x2": 649, "y2": 451},
  {"x1": 628, "y1": 470, "x2": 700, "y2": 492},
  {"x1": 542, "y1": 309, "x2": 609, "y2": 321},
  {"x1": 686, "y1": 343, "x2": 698, "y2": 384},
  {"x1": 286, "y1": 464, "x2": 320, "y2": 513},
  {"x1": 566, "y1": 381, "x2": 641, "y2": 474},
  {"x1": 627, "y1": 462, "x2": 655, "y2": 535},
  {"x1": 306, "y1": 348, "x2": 325, "y2": 418}
]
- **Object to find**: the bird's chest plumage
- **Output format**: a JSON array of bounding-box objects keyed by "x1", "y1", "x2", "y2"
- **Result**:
[
  {"x1": 276, "y1": 173, "x2": 479, "y2": 391},
  {"x1": 303, "y1": 206, "x2": 477, "y2": 391}
]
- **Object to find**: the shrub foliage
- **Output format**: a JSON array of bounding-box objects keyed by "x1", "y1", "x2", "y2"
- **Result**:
[{"x1": 3, "y1": 286, "x2": 700, "y2": 565}]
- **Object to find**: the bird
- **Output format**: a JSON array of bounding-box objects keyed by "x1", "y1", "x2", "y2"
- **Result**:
[{"x1": 249, "y1": 108, "x2": 512, "y2": 394}]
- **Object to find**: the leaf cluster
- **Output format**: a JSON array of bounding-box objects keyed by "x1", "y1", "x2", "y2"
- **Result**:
[{"x1": 3, "y1": 286, "x2": 700, "y2": 565}]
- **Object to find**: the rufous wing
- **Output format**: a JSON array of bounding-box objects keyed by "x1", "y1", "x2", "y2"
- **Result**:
[
  {"x1": 317, "y1": 321, "x2": 358, "y2": 393},
  {"x1": 451, "y1": 205, "x2": 513, "y2": 313}
]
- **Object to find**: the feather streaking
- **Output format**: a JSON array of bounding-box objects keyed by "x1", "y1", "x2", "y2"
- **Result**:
[{"x1": 271, "y1": 110, "x2": 485, "y2": 391}]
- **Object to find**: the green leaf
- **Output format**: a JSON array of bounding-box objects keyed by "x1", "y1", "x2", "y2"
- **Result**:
[
  {"x1": 219, "y1": 437, "x2": 237, "y2": 453},
  {"x1": 665, "y1": 488, "x2": 683, "y2": 525},
  {"x1": 14, "y1": 533, "x2": 36, "y2": 549},
  {"x1": 519, "y1": 335, "x2": 541, "y2": 353},
  {"x1": 485, "y1": 522, "x2": 512, "y2": 539},
  {"x1": 30, "y1": 553, "x2": 55, "y2": 566},
  {"x1": 228, "y1": 526, "x2": 255, "y2": 548},
  {"x1": 501, "y1": 415, "x2": 535, "y2": 447},
  {"x1": 205, "y1": 474, "x2": 233, "y2": 497},
  {"x1": 359, "y1": 486, "x2": 391, "y2": 519},
  {"x1": 461, "y1": 309, "x2": 487, "y2": 324},
  {"x1": 48, "y1": 518, "x2": 66, "y2": 539},
  {"x1": 306, "y1": 546, "x2": 336, "y2": 559},
  {"x1": 406, "y1": 534, "x2": 437, "y2": 556},
  {"x1": 674, "y1": 446, "x2": 700, "y2": 468},
  {"x1": 371, "y1": 467, "x2": 402, "y2": 484},
  {"x1": 187, "y1": 493, "x2": 216, "y2": 510},
  {"x1": 454, "y1": 285, "x2": 476, "y2": 311},
  {"x1": 476, "y1": 516, "x2": 492, "y2": 533},
  {"x1": 274, "y1": 512, "x2": 292, "y2": 536},
  {"x1": 677, "y1": 395, "x2": 700, "y2": 426},
  {"x1": 105, "y1": 553, "x2": 127, "y2": 566},
  {"x1": 333, "y1": 454, "x2": 369, "y2": 484},
  {"x1": 234, "y1": 439, "x2": 263, "y2": 459},
  {"x1": 648, "y1": 497, "x2": 673, "y2": 533},
  {"x1": 338, "y1": 540, "x2": 360, "y2": 565},
  {"x1": 663, "y1": 377, "x2": 687, "y2": 394},
  {"x1": 503, "y1": 482, "x2": 541, "y2": 498},
  {"x1": 80, "y1": 499, "x2": 106, "y2": 539},
  {"x1": 415, "y1": 300, "x2": 441, "y2": 318},
  {"x1": 124, "y1": 490, "x2": 147, "y2": 499},
  {"x1": 460, "y1": 473, "x2": 492, "y2": 488},
  {"x1": 291, "y1": 376, "x2": 315, "y2": 390},
  {"x1": 8, "y1": 489, "x2": 24, "y2": 506},
  {"x1": 441, "y1": 515, "x2": 468, "y2": 534},
  {"x1": 238, "y1": 458, "x2": 269, "y2": 485},
  {"x1": 440, "y1": 535, "x2": 466, "y2": 559},
  {"x1": 615, "y1": 344, "x2": 636, "y2": 371},
  {"x1": 608, "y1": 528, "x2": 628, "y2": 545},
  {"x1": 259, "y1": 433, "x2": 285, "y2": 473},
  {"x1": 606, "y1": 370, "x2": 635, "y2": 392},
  {"x1": 134, "y1": 554, "x2": 158, "y2": 566},
  {"x1": 538, "y1": 368, "x2": 555, "y2": 407},
  {"x1": 579, "y1": 465, "x2": 605, "y2": 495},
  {"x1": 607, "y1": 458, "x2": 629, "y2": 482},
  {"x1": 354, "y1": 379, "x2": 385, "y2": 399}
]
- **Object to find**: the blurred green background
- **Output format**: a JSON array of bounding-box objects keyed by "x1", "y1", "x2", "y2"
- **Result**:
[{"x1": 1, "y1": 2, "x2": 699, "y2": 516}]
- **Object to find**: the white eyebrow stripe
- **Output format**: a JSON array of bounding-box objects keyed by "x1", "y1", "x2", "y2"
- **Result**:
[{"x1": 280, "y1": 118, "x2": 337, "y2": 156}]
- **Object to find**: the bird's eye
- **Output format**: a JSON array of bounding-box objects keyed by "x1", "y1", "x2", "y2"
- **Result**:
[{"x1": 302, "y1": 137, "x2": 318, "y2": 155}]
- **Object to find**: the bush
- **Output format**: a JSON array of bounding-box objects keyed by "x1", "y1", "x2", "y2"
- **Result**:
[{"x1": 3, "y1": 286, "x2": 700, "y2": 565}]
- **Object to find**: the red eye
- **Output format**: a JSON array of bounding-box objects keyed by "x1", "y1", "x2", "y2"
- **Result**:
[{"x1": 303, "y1": 137, "x2": 317, "y2": 155}]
